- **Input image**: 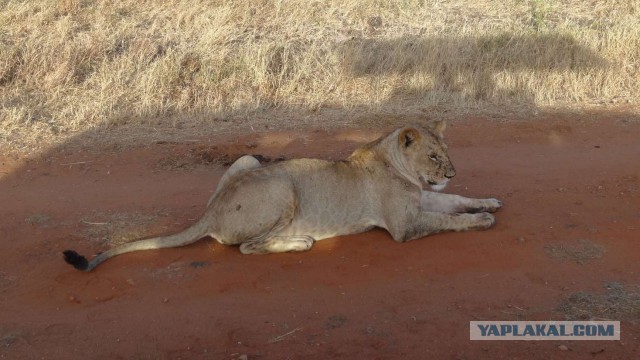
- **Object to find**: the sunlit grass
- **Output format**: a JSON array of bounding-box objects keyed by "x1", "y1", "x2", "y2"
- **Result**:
[{"x1": 1, "y1": 0, "x2": 638, "y2": 150}]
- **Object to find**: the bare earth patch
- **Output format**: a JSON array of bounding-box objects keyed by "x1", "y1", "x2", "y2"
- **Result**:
[
  {"x1": 0, "y1": 272, "x2": 16, "y2": 294},
  {"x1": 543, "y1": 239, "x2": 605, "y2": 264},
  {"x1": 1, "y1": 117, "x2": 639, "y2": 358}
]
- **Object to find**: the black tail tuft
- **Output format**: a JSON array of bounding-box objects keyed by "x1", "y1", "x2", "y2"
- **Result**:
[{"x1": 63, "y1": 250, "x2": 89, "y2": 271}]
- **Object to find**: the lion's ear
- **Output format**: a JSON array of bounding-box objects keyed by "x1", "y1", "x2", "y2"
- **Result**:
[
  {"x1": 398, "y1": 128, "x2": 421, "y2": 148},
  {"x1": 432, "y1": 120, "x2": 446, "y2": 135}
]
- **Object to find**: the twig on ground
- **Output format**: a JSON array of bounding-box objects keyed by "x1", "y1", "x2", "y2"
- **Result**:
[
  {"x1": 60, "y1": 161, "x2": 92, "y2": 166},
  {"x1": 268, "y1": 327, "x2": 302, "y2": 343},
  {"x1": 81, "y1": 220, "x2": 109, "y2": 225}
]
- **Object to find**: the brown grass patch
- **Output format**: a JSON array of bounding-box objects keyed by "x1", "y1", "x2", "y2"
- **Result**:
[
  {"x1": 556, "y1": 282, "x2": 640, "y2": 323},
  {"x1": 544, "y1": 239, "x2": 605, "y2": 264},
  {"x1": 156, "y1": 146, "x2": 239, "y2": 171},
  {"x1": 156, "y1": 145, "x2": 286, "y2": 171},
  {"x1": 24, "y1": 214, "x2": 52, "y2": 227},
  {"x1": 80, "y1": 211, "x2": 166, "y2": 247}
]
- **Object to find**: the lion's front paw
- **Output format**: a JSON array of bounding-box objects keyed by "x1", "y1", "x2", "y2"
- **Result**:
[
  {"x1": 471, "y1": 212, "x2": 496, "y2": 230},
  {"x1": 482, "y1": 198, "x2": 503, "y2": 213},
  {"x1": 465, "y1": 198, "x2": 503, "y2": 214}
]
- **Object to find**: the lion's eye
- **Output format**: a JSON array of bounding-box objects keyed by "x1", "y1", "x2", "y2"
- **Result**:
[{"x1": 429, "y1": 155, "x2": 438, "y2": 162}]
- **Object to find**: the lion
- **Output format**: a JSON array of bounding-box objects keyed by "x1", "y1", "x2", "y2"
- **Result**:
[{"x1": 63, "y1": 121, "x2": 502, "y2": 272}]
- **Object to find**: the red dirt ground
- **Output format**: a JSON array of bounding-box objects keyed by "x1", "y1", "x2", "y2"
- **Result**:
[{"x1": 1, "y1": 115, "x2": 639, "y2": 359}]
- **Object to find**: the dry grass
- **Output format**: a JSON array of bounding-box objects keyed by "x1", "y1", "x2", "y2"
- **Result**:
[
  {"x1": 557, "y1": 282, "x2": 640, "y2": 323},
  {"x1": 1, "y1": 0, "x2": 639, "y2": 150},
  {"x1": 80, "y1": 211, "x2": 165, "y2": 247},
  {"x1": 544, "y1": 239, "x2": 606, "y2": 264}
]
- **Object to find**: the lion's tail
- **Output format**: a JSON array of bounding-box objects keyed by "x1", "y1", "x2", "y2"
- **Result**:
[{"x1": 63, "y1": 219, "x2": 210, "y2": 272}]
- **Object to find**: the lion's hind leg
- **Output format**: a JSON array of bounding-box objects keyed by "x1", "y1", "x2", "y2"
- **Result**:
[
  {"x1": 240, "y1": 235, "x2": 315, "y2": 254},
  {"x1": 208, "y1": 155, "x2": 261, "y2": 206},
  {"x1": 235, "y1": 187, "x2": 316, "y2": 254}
]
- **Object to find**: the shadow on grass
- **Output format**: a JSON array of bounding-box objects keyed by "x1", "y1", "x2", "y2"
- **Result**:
[{"x1": 335, "y1": 33, "x2": 607, "y2": 103}]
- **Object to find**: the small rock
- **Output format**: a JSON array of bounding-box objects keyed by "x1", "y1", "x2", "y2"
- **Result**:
[{"x1": 558, "y1": 345, "x2": 569, "y2": 351}]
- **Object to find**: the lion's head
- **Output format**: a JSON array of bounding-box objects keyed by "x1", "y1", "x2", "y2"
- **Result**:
[{"x1": 392, "y1": 121, "x2": 456, "y2": 191}]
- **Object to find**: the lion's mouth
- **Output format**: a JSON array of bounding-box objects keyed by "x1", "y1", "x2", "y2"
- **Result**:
[
  {"x1": 419, "y1": 175, "x2": 448, "y2": 192},
  {"x1": 430, "y1": 182, "x2": 447, "y2": 191}
]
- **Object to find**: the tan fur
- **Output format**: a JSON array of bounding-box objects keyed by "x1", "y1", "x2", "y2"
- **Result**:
[{"x1": 65, "y1": 121, "x2": 502, "y2": 271}]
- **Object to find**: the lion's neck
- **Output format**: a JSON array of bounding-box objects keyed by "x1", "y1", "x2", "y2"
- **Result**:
[{"x1": 348, "y1": 134, "x2": 422, "y2": 189}]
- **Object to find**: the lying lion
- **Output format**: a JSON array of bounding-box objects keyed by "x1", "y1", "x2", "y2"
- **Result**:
[{"x1": 63, "y1": 121, "x2": 502, "y2": 272}]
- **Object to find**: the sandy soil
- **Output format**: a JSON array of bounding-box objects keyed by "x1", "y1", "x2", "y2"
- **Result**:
[{"x1": 1, "y1": 115, "x2": 639, "y2": 359}]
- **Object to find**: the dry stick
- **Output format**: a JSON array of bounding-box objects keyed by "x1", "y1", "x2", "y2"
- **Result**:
[
  {"x1": 60, "y1": 161, "x2": 93, "y2": 166},
  {"x1": 268, "y1": 327, "x2": 302, "y2": 343},
  {"x1": 81, "y1": 220, "x2": 109, "y2": 225}
]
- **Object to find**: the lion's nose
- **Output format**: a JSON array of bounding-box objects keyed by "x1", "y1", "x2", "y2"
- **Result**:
[{"x1": 445, "y1": 169, "x2": 456, "y2": 179}]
